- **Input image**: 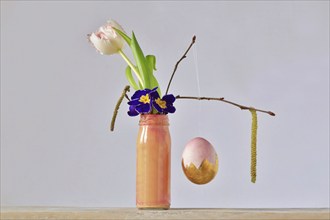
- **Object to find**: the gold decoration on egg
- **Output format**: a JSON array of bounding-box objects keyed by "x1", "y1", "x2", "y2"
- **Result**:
[{"x1": 182, "y1": 157, "x2": 219, "y2": 185}]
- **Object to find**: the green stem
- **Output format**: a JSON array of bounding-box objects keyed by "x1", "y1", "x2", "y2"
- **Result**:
[{"x1": 118, "y1": 50, "x2": 144, "y2": 88}]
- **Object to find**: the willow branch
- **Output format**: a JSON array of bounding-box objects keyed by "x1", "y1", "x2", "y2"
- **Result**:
[
  {"x1": 176, "y1": 95, "x2": 275, "y2": 116},
  {"x1": 125, "y1": 94, "x2": 131, "y2": 101},
  {"x1": 110, "y1": 85, "x2": 130, "y2": 132},
  {"x1": 165, "y1": 35, "x2": 196, "y2": 95}
]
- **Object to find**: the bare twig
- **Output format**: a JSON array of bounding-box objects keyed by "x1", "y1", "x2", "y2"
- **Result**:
[
  {"x1": 125, "y1": 94, "x2": 131, "y2": 101},
  {"x1": 110, "y1": 85, "x2": 130, "y2": 132},
  {"x1": 176, "y1": 95, "x2": 275, "y2": 116},
  {"x1": 165, "y1": 35, "x2": 196, "y2": 95}
]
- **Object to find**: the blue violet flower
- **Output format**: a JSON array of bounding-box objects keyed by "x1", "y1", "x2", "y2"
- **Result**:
[
  {"x1": 152, "y1": 93, "x2": 176, "y2": 114},
  {"x1": 128, "y1": 87, "x2": 176, "y2": 116},
  {"x1": 127, "y1": 87, "x2": 158, "y2": 116}
]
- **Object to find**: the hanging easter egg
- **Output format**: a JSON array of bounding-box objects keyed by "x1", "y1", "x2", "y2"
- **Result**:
[{"x1": 181, "y1": 137, "x2": 219, "y2": 184}]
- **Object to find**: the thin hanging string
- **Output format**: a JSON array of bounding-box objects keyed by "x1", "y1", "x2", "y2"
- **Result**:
[
  {"x1": 193, "y1": 45, "x2": 202, "y2": 136},
  {"x1": 193, "y1": 46, "x2": 201, "y2": 97}
]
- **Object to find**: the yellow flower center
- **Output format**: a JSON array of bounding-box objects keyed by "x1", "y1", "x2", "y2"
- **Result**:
[
  {"x1": 155, "y1": 98, "x2": 167, "y2": 109},
  {"x1": 139, "y1": 94, "x2": 150, "y2": 104}
]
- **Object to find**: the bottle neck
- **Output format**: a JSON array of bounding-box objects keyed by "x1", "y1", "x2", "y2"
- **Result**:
[{"x1": 139, "y1": 114, "x2": 169, "y2": 126}]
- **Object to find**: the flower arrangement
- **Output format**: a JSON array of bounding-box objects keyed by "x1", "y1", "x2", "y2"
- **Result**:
[
  {"x1": 88, "y1": 19, "x2": 275, "y2": 183},
  {"x1": 88, "y1": 20, "x2": 176, "y2": 118}
]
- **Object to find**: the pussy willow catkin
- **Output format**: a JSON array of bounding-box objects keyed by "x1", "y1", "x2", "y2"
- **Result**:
[{"x1": 250, "y1": 109, "x2": 258, "y2": 183}]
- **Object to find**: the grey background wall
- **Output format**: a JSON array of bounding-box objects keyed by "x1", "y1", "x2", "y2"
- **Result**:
[{"x1": 1, "y1": 1, "x2": 329, "y2": 208}]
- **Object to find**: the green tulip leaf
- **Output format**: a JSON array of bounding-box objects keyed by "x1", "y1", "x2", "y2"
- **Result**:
[
  {"x1": 125, "y1": 66, "x2": 139, "y2": 90},
  {"x1": 151, "y1": 75, "x2": 161, "y2": 97},
  {"x1": 131, "y1": 32, "x2": 150, "y2": 88},
  {"x1": 138, "y1": 80, "x2": 143, "y2": 90},
  {"x1": 113, "y1": 27, "x2": 131, "y2": 45},
  {"x1": 146, "y1": 55, "x2": 161, "y2": 95},
  {"x1": 146, "y1": 55, "x2": 157, "y2": 71}
]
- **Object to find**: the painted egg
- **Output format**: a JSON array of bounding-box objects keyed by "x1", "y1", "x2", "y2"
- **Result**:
[{"x1": 181, "y1": 137, "x2": 219, "y2": 184}]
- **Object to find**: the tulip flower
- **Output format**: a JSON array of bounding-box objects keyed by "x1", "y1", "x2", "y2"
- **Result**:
[
  {"x1": 89, "y1": 19, "x2": 125, "y2": 55},
  {"x1": 89, "y1": 19, "x2": 144, "y2": 88}
]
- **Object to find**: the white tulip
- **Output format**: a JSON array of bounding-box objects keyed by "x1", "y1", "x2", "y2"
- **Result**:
[{"x1": 89, "y1": 19, "x2": 125, "y2": 55}]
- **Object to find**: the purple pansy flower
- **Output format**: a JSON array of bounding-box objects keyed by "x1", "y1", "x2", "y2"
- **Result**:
[
  {"x1": 152, "y1": 93, "x2": 176, "y2": 114},
  {"x1": 127, "y1": 87, "x2": 158, "y2": 116},
  {"x1": 127, "y1": 87, "x2": 176, "y2": 116},
  {"x1": 127, "y1": 105, "x2": 139, "y2": 117}
]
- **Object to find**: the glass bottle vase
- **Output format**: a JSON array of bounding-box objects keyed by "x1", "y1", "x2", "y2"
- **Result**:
[{"x1": 136, "y1": 114, "x2": 171, "y2": 209}]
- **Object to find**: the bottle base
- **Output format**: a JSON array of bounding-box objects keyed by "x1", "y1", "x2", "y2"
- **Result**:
[{"x1": 137, "y1": 204, "x2": 170, "y2": 210}]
